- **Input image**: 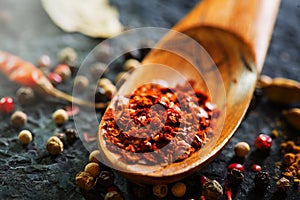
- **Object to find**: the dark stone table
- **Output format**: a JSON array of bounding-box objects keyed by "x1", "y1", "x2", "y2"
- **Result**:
[{"x1": 0, "y1": 0, "x2": 299, "y2": 199}]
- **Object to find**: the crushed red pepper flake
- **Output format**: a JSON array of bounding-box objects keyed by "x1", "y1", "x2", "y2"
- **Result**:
[{"x1": 100, "y1": 81, "x2": 218, "y2": 165}]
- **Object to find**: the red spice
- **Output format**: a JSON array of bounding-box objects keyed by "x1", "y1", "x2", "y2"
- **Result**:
[
  {"x1": 101, "y1": 81, "x2": 218, "y2": 164},
  {"x1": 228, "y1": 163, "x2": 245, "y2": 172},
  {"x1": 255, "y1": 134, "x2": 272, "y2": 150},
  {"x1": 47, "y1": 72, "x2": 62, "y2": 85},
  {"x1": 0, "y1": 96, "x2": 14, "y2": 114},
  {"x1": 251, "y1": 164, "x2": 262, "y2": 172}
]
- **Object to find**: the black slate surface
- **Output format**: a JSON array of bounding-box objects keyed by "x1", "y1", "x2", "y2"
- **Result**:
[{"x1": 0, "y1": 0, "x2": 300, "y2": 200}]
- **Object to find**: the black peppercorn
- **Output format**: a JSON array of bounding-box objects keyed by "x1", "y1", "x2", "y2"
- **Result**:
[
  {"x1": 227, "y1": 168, "x2": 244, "y2": 186},
  {"x1": 65, "y1": 128, "x2": 78, "y2": 144},
  {"x1": 98, "y1": 171, "x2": 115, "y2": 187},
  {"x1": 254, "y1": 171, "x2": 270, "y2": 190}
]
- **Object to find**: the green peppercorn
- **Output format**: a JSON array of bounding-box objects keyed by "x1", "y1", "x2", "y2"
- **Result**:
[
  {"x1": 153, "y1": 184, "x2": 168, "y2": 198},
  {"x1": 202, "y1": 180, "x2": 223, "y2": 200}
]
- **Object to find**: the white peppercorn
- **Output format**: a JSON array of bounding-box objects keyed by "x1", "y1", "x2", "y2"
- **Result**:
[
  {"x1": 98, "y1": 78, "x2": 113, "y2": 88},
  {"x1": 10, "y1": 111, "x2": 27, "y2": 128},
  {"x1": 46, "y1": 136, "x2": 64, "y2": 155},
  {"x1": 89, "y1": 150, "x2": 101, "y2": 163},
  {"x1": 234, "y1": 141, "x2": 250, "y2": 157},
  {"x1": 52, "y1": 109, "x2": 69, "y2": 125},
  {"x1": 123, "y1": 59, "x2": 141, "y2": 71},
  {"x1": 18, "y1": 130, "x2": 32, "y2": 145}
]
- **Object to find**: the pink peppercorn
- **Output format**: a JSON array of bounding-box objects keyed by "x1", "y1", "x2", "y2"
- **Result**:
[
  {"x1": 255, "y1": 134, "x2": 272, "y2": 150},
  {"x1": 228, "y1": 163, "x2": 245, "y2": 172},
  {"x1": 251, "y1": 164, "x2": 262, "y2": 172},
  {"x1": 0, "y1": 97, "x2": 14, "y2": 114},
  {"x1": 47, "y1": 72, "x2": 62, "y2": 85},
  {"x1": 200, "y1": 175, "x2": 209, "y2": 185}
]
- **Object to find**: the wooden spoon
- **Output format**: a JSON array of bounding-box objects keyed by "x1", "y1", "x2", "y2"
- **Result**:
[{"x1": 98, "y1": 0, "x2": 281, "y2": 184}]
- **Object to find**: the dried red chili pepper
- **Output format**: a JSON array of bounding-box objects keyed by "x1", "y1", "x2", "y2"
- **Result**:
[{"x1": 101, "y1": 81, "x2": 218, "y2": 164}]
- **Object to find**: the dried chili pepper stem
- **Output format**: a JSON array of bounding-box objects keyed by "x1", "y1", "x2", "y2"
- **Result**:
[{"x1": 0, "y1": 51, "x2": 107, "y2": 109}]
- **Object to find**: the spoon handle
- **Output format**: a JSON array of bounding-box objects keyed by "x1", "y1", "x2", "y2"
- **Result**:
[{"x1": 173, "y1": 0, "x2": 281, "y2": 73}]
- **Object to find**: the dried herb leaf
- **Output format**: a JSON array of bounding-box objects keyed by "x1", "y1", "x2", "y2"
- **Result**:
[{"x1": 41, "y1": 0, "x2": 123, "y2": 38}]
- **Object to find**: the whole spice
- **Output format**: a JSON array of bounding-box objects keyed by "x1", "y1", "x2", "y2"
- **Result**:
[
  {"x1": 37, "y1": 54, "x2": 51, "y2": 69},
  {"x1": 254, "y1": 134, "x2": 272, "y2": 151},
  {"x1": 259, "y1": 75, "x2": 300, "y2": 104},
  {"x1": 52, "y1": 109, "x2": 69, "y2": 125},
  {"x1": 58, "y1": 47, "x2": 77, "y2": 66},
  {"x1": 65, "y1": 128, "x2": 78, "y2": 144},
  {"x1": 98, "y1": 170, "x2": 115, "y2": 187},
  {"x1": 132, "y1": 184, "x2": 151, "y2": 199},
  {"x1": 84, "y1": 162, "x2": 100, "y2": 178},
  {"x1": 254, "y1": 171, "x2": 270, "y2": 190},
  {"x1": 123, "y1": 58, "x2": 141, "y2": 71},
  {"x1": 46, "y1": 136, "x2": 64, "y2": 155},
  {"x1": 74, "y1": 75, "x2": 89, "y2": 92},
  {"x1": 227, "y1": 169, "x2": 244, "y2": 186},
  {"x1": 16, "y1": 87, "x2": 35, "y2": 106},
  {"x1": 104, "y1": 191, "x2": 124, "y2": 200},
  {"x1": 89, "y1": 62, "x2": 107, "y2": 80},
  {"x1": 201, "y1": 180, "x2": 223, "y2": 200},
  {"x1": 0, "y1": 96, "x2": 14, "y2": 114},
  {"x1": 280, "y1": 140, "x2": 300, "y2": 178},
  {"x1": 54, "y1": 64, "x2": 72, "y2": 81},
  {"x1": 171, "y1": 182, "x2": 186, "y2": 197},
  {"x1": 101, "y1": 81, "x2": 217, "y2": 164},
  {"x1": 103, "y1": 84, "x2": 116, "y2": 99},
  {"x1": 47, "y1": 72, "x2": 63, "y2": 85},
  {"x1": 282, "y1": 108, "x2": 300, "y2": 131},
  {"x1": 89, "y1": 150, "x2": 101, "y2": 163},
  {"x1": 276, "y1": 177, "x2": 290, "y2": 192},
  {"x1": 98, "y1": 78, "x2": 113, "y2": 88},
  {"x1": 10, "y1": 111, "x2": 27, "y2": 128},
  {"x1": 75, "y1": 171, "x2": 96, "y2": 191},
  {"x1": 228, "y1": 163, "x2": 245, "y2": 172},
  {"x1": 18, "y1": 130, "x2": 33, "y2": 145},
  {"x1": 153, "y1": 184, "x2": 168, "y2": 198},
  {"x1": 234, "y1": 142, "x2": 250, "y2": 157},
  {"x1": 251, "y1": 164, "x2": 262, "y2": 172}
]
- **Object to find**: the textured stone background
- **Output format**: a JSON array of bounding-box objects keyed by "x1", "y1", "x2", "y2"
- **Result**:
[{"x1": 0, "y1": 0, "x2": 299, "y2": 199}]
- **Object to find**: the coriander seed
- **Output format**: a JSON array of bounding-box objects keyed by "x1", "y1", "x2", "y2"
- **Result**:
[
  {"x1": 171, "y1": 182, "x2": 186, "y2": 197},
  {"x1": 75, "y1": 171, "x2": 95, "y2": 191},
  {"x1": 10, "y1": 111, "x2": 27, "y2": 128},
  {"x1": 18, "y1": 130, "x2": 32, "y2": 145},
  {"x1": 84, "y1": 162, "x2": 100, "y2": 178},
  {"x1": 46, "y1": 136, "x2": 64, "y2": 155},
  {"x1": 52, "y1": 109, "x2": 69, "y2": 125},
  {"x1": 234, "y1": 141, "x2": 250, "y2": 157}
]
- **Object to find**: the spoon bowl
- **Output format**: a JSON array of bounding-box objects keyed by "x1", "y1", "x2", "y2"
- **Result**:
[{"x1": 97, "y1": 0, "x2": 281, "y2": 184}]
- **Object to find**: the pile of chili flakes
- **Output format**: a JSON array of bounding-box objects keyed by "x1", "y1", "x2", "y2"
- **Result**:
[{"x1": 101, "y1": 81, "x2": 219, "y2": 165}]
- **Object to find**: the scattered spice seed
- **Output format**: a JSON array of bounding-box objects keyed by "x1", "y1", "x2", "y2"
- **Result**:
[
  {"x1": 46, "y1": 136, "x2": 64, "y2": 155},
  {"x1": 0, "y1": 96, "x2": 14, "y2": 114},
  {"x1": 251, "y1": 164, "x2": 262, "y2": 172},
  {"x1": 37, "y1": 54, "x2": 51, "y2": 69},
  {"x1": 276, "y1": 177, "x2": 290, "y2": 192},
  {"x1": 18, "y1": 130, "x2": 33, "y2": 145},
  {"x1": 47, "y1": 72, "x2": 63, "y2": 85},
  {"x1": 103, "y1": 84, "x2": 116, "y2": 99},
  {"x1": 104, "y1": 191, "x2": 124, "y2": 200},
  {"x1": 65, "y1": 128, "x2": 78, "y2": 144},
  {"x1": 153, "y1": 184, "x2": 168, "y2": 198},
  {"x1": 201, "y1": 180, "x2": 223, "y2": 200},
  {"x1": 74, "y1": 75, "x2": 89, "y2": 92},
  {"x1": 54, "y1": 132, "x2": 67, "y2": 146},
  {"x1": 75, "y1": 171, "x2": 96, "y2": 191},
  {"x1": 52, "y1": 109, "x2": 69, "y2": 125},
  {"x1": 234, "y1": 141, "x2": 250, "y2": 157},
  {"x1": 10, "y1": 111, "x2": 27, "y2": 128},
  {"x1": 84, "y1": 162, "x2": 100, "y2": 178},
  {"x1": 16, "y1": 87, "x2": 35, "y2": 106},
  {"x1": 227, "y1": 169, "x2": 244, "y2": 186},
  {"x1": 54, "y1": 64, "x2": 72, "y2": 81},
  {"x1": 123, "y1": 58, "x2": 141, "y2": 71},
  {"x1": 89, "y1": 150, "x2": 101, "y2": 163},
  {"x1": 58, "y1": 47, "x2": 77, "y2": 66},
  {"x1": 254, "y1": 134, "x2": 272, "y2": 151},
  {"x1": 89, "y1": 62, "x2": 107, "y2": 80},
  {"x1": 228, "y1": 163, "x2": 245, "y2": 172},
  {"x1": 98, "y1": 78, "x2": 113, "y2": 88},
  {"x1": 254, "y1": 171, "x2": 270, "y2": 190},
  {"x1": 171, "y1": 182, "x2": 186, "y2": 197},
  {"x1": 98, "y1": 171, "x2": 115, "y2": 187},
  {"x1": 102, "y1": 81, "x2": 217, "y2": 164}
]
